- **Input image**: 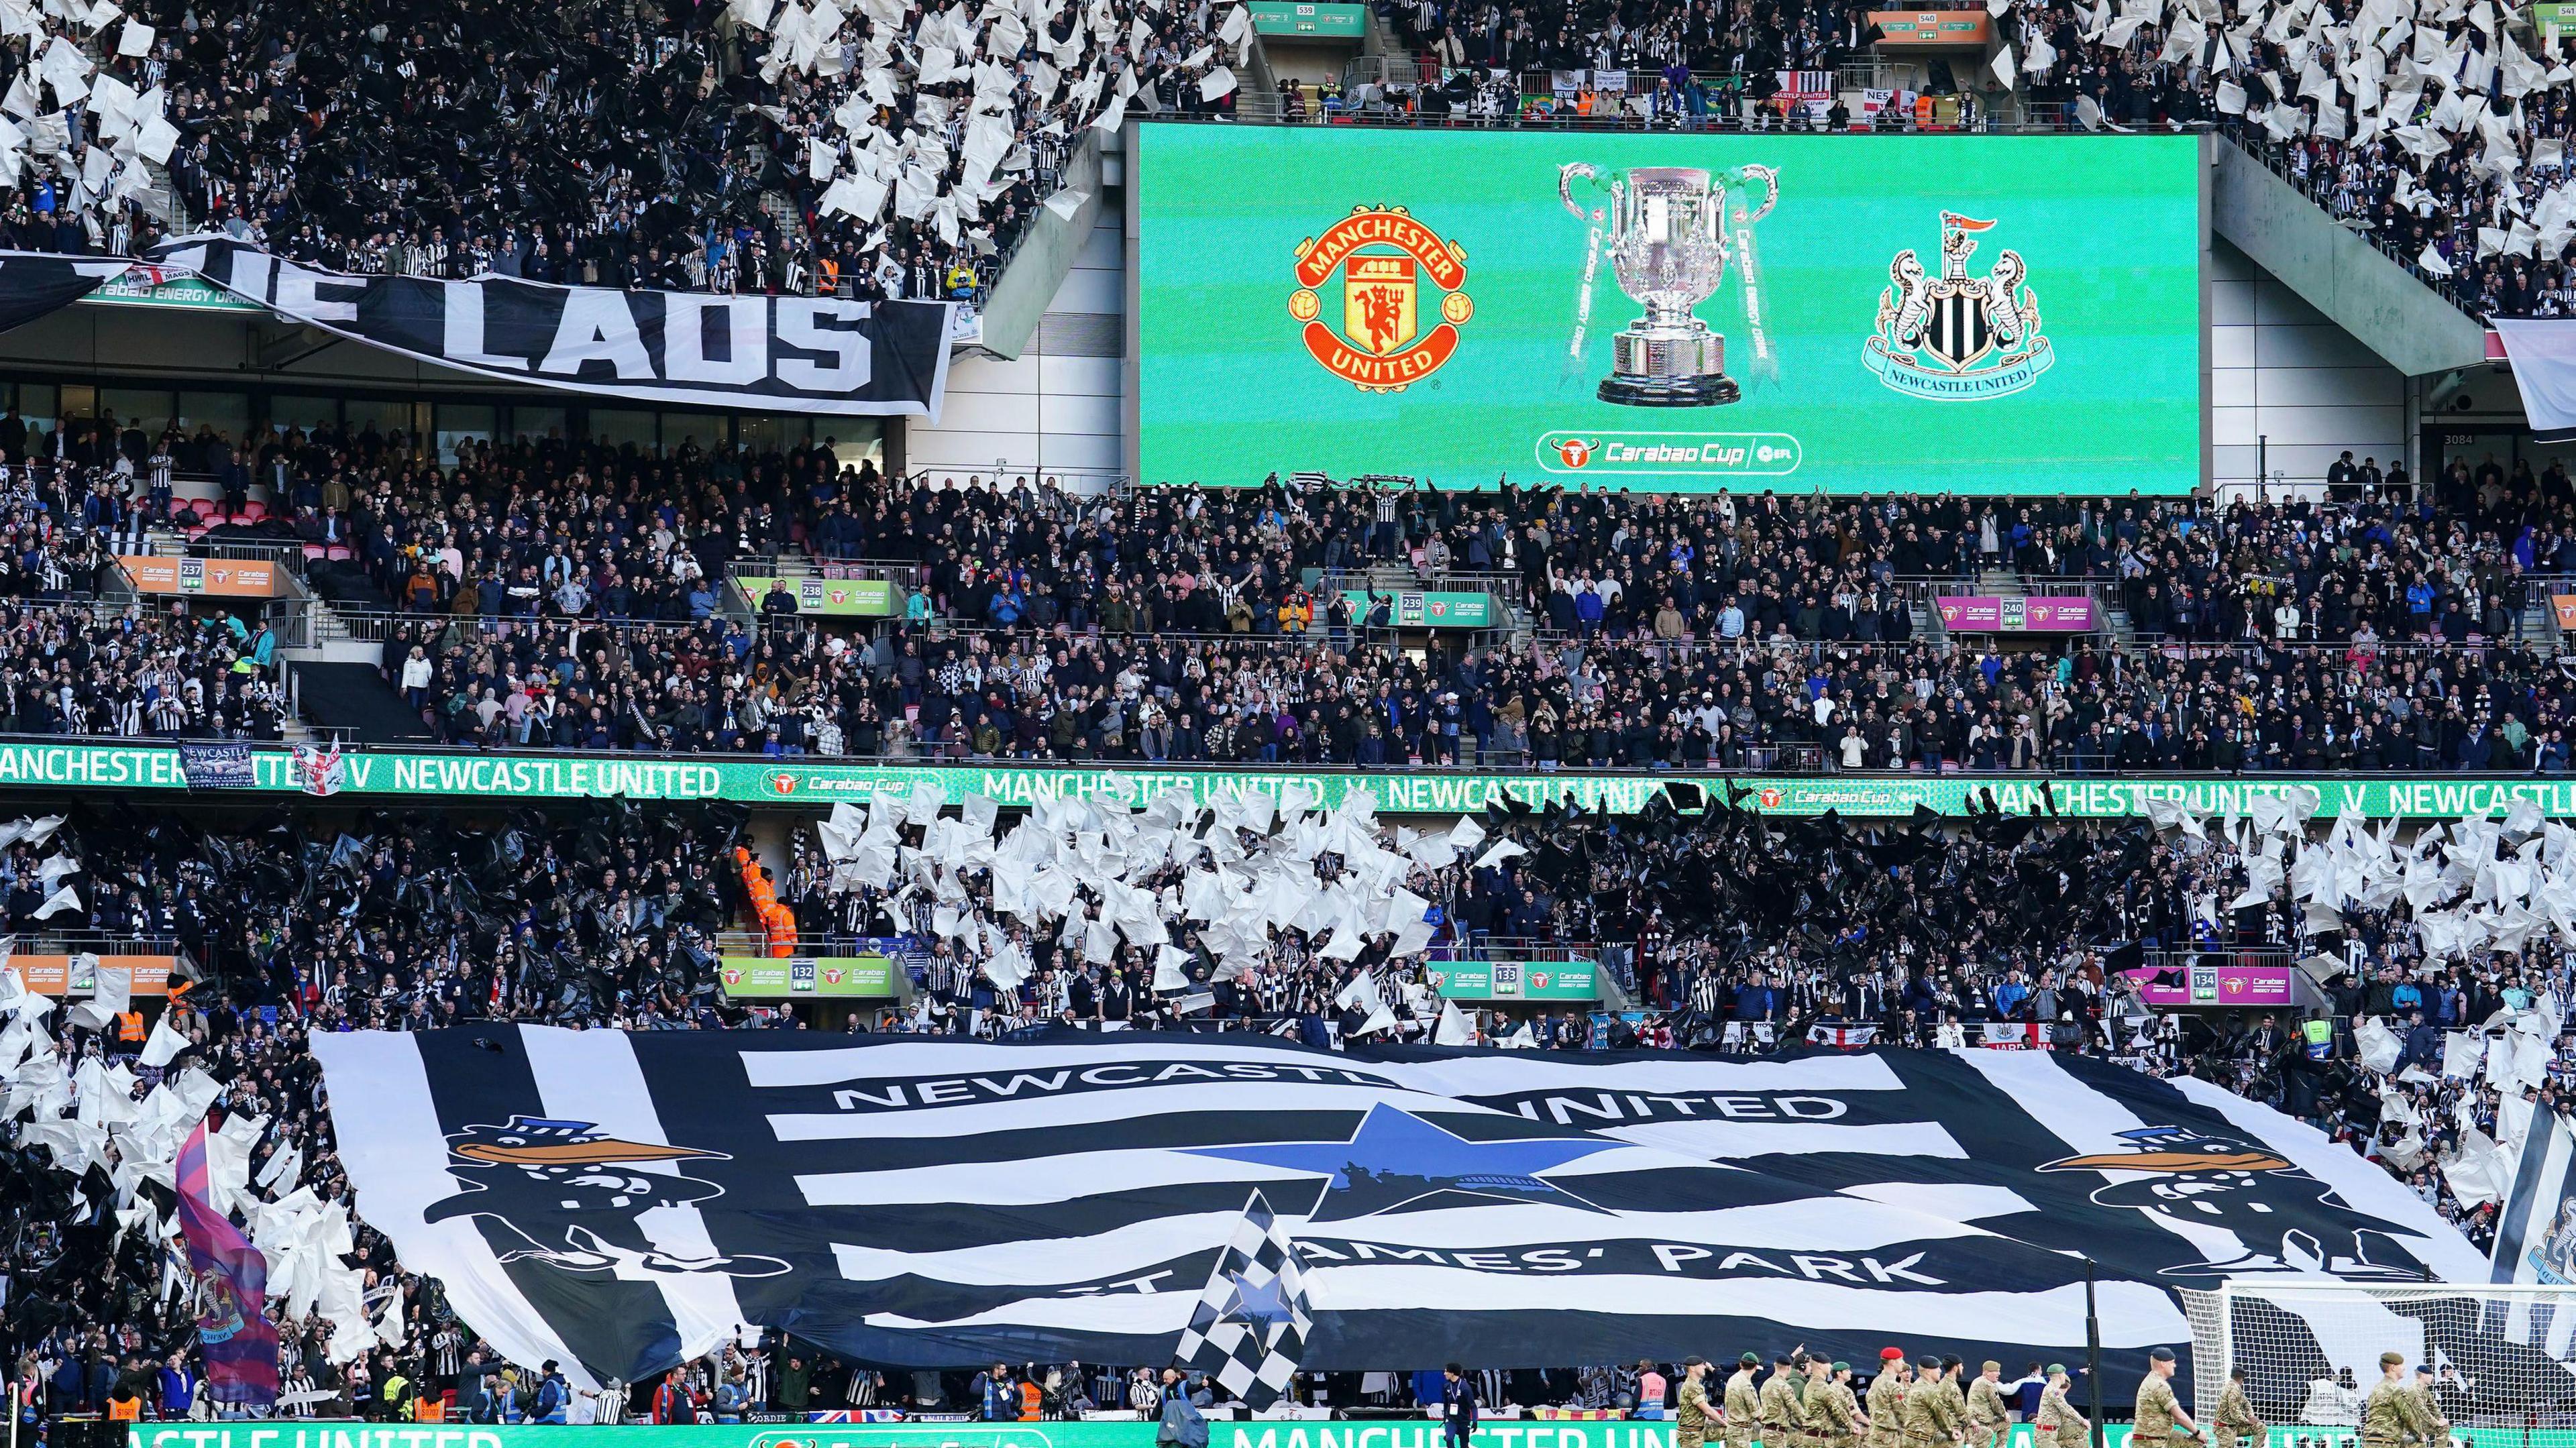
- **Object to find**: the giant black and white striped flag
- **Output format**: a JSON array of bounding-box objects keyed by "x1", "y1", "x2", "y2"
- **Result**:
[{"x1": 311, "y1": 1029, "x2": 2481, "y2": 1393}]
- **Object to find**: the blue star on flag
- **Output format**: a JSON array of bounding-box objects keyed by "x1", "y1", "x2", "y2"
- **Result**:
[
  {"x1": 1220, "y1": 1270, "x2": 1293, "y2": 1331},
  {"x1": 1187, "y1": 1103, "x2": 1625, "y2": 1220}
]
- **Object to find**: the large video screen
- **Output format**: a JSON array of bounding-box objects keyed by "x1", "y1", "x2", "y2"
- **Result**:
[{"x1": 1135, "y1": 127, "x2": 2202, "y2": 494}]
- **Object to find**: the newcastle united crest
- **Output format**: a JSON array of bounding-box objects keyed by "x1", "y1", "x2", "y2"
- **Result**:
[
  {"x1": 1864, "y1": 212, "x2": 2052, "y2": 400},
  {"x1": 1289, "y1": 205, "x2": 1472, "y2": 393}
]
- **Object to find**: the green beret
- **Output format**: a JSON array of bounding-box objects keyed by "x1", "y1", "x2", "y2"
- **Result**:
[
  {"x1": 2046, "y1": 1366, "x2": 2066, "y2": 1378},
  {"x1": 1741, "y1": 1353, "x2": 1761, "y2": 1367},
  {"x1": 1831, "y1": 1363, "x2": 1851, "y2": 1376},
  {"x1": 2381, "y1": 1352, "x2": 2406, "y2": 1367}
]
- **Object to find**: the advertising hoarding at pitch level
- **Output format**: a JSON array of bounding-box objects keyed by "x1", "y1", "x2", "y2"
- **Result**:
[
  {"x1": 1136, "y1": 127, "x2": 2200, "y2": 494},
  {"x1": 128, "y1": 1412, "x2": 2510, "y2": 1447}
]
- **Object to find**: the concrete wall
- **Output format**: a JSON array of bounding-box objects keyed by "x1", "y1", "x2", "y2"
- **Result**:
[
  {"x1": 901, "y1": 205, "x2": 1127, "y2": 488},
  {"x1": 2208, "y1": 137, "x2": 2488, "y2": 380},
  {"x1": 2208, "y1": 237, "x2": 2408, "y2": 496}
]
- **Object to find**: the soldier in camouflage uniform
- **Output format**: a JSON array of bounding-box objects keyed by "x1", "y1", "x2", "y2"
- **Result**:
[
  {"x1": 1762, "y1": 1353, "x2": 1805, "y2": 1448},
  {"x1": 2211, "y1": 1366, "x2": 2265, "y2": 1448},
  {"x1": 2361, "y1": 1353, "x2": 2442, "y2": 1448},
  {"x1": 1900, "y1": 1355, "x2": 1965, "y2": 1448},
  {"x1": 2408, "y1": 1363, "x2": 2451, "y2": 1442},
  {"x1": 1725, "y1": 1354, "x2": 1763, "y2": 1448},
  {"x1": 2033, "y1": 1366, "x2": 2089, "y2": 1448},
  {"x1": 1678, "y1": 1358, "x2": 1716, "y2": 1448},
  {"x1": 1866, "y1": 1349, "x2": 1911, "y2": 1448},
  {"x1": 1964, "y1": 1361, "x2": 2011, "y2": 1448},
  {"x1": 1791, "y1": 1354, "x2": 1817, "y2": 1448},
  {"x1": 2134, "y1": 1347, "x2": 2206, "y2": 1448},
  {"x1": 1810, "y1": 1361, "x2": 1866, "y2": 1448},
  {"x1": 1936, "y1": 1358, "x2": 1974, "y2": 1442}
]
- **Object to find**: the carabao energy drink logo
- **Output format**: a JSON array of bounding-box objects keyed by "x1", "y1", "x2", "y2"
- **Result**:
[
  {"x1": 1289, "y1": 205, "x2": 1472, "y2": 393},
  {"x1": 1534, "y1": 430, "x2": 1801, "y2": 478}
]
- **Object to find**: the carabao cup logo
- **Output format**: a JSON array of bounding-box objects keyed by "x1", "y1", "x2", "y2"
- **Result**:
[{"x1": 1289, "y1": 205, "x2": 1472, "y2": 392}]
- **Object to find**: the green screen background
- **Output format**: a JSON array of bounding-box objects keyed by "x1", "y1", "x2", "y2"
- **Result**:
[{"x1": 1135, "y1": 126, "x2": 2203, "y2": 495}]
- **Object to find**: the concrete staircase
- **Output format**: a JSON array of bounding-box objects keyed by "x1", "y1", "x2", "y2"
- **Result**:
[
  {"x1": 965, "y1": 129, "x2": 1107, "y2": 361},
  {"x1": 2210, "y1": 135, "x2": 2489, "y2": 378}
]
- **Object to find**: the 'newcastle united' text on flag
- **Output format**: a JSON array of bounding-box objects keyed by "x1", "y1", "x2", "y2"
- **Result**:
[{"x1": 311, "y1": 1029, "x2": 2481, "y2": 1395}]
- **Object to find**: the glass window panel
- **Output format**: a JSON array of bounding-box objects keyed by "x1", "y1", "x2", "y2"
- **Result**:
[
  {"x1": 339, "y1": 398, "x2": 411, "y2": 451},
  {"x1": 659, "y1": 412, "x2": 718, "y2": 458},
  {"x1": 100, "y1": 388, "x2": 173, "y2": 441},
  {"x1": 816, "y1": 419, "x2": 884, "y2": 472},
  {"x1": 267, "y1": 395, "x2": 337, "y2": 434},
  {"x1": 507, "y1": 406, "x2": 568, "y2": 447},
  {"x1": 434, "y1": 404, "x2": 496, "y2": 465},
  {"x1": 16, "y1": 384, "x2": 58, "y2": 441},
  {"x1": 174, "y1": 392, "x2": 250, "y2": 454},
  {"x1": 592, "y1": 409, "x2": 656, "y2": 453}
]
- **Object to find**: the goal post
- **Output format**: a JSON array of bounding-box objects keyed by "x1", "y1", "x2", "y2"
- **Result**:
[{"x1": 2180, "y1": 1280, "x2": 2576, "y2": 1431}]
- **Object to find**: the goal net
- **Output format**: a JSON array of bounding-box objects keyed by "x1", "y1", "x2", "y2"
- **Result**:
[{"x1": 2181, "y1": 1280, "x2": 2576, "y2": 1431}]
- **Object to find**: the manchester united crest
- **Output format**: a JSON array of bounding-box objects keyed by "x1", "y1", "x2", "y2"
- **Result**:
[
  {"x1": 1864, "y1": 211, "x2": 2053, "y2": 400},
  {"x1": 1289, "y1": 205, "x2": 1472, "y2": 392}
]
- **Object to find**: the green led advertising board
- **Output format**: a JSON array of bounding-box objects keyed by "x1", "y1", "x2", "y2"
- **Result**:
[{"x1": 1136, "y1": 126, "x2": 2201, "y2": 494}]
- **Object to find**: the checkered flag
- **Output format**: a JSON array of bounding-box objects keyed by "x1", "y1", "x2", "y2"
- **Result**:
[{"x1": 1173, "y1": 1190, "x2": 1311, "y2": 1409}]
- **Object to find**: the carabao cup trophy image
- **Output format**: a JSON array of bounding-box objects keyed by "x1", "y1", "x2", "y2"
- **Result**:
[{"x1": 1559, "y1": 162, "x2": 1778, "y2": 406}]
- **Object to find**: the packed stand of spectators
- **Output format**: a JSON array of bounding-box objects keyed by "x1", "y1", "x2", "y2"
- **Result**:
[
  {"x1": 1980, "y1": 0, "x2": 2576, "y2": 321},
  {"x1": 317, "y1": 462, "x2": 2576, "y2": 778},
  {"x1": 0, "y1": 781, "x2": 2567, "y2": 1422},
  {"x1": 0, "y1": 0, "x2": 1243, "y2": 313},
  {"x1": 25, "y1": 410, "x2": 2576, "y2": 777},
  {"x1": 1369, "y1": 0, "x2": 1872, "y2": 95}
]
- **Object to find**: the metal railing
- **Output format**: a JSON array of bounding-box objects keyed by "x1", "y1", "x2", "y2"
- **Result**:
[
  {"x1": 2218, "y1": 129, "x2": 2487, "y2": 325},
  {"x1": 150, "y1": 532, "x2": 318, "y2": 583},
  {"x1": 2014, "y1": 577, "x2": 2106, "y2": 600},
  {"x1": 1148, "y1": 87, "x2": 2152, "y2": 135},
  {"x1": 727, "y1": 556, "x2": 926, "y2": 588}
]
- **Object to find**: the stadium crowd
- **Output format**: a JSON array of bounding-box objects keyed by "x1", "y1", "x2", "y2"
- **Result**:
[
  {"x1": 13, "y1": 420, "x2": 2576, "y2": 777},
  {"x1": 311, "y1": 463, "x2": 2576, "y2": 779},
  {"x1": 0, "y1": 0, "x2": 1237, "y2": 315},
  {"x1": 0, "y1": 462, "x2": 2566, "y2": 1425},
  {"x1": 0, "y1": 777, "x2": 2561, "y2": 1423}
]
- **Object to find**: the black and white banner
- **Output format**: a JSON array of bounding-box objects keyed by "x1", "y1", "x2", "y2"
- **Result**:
[
  {"x1": 2493, "y1": 1107, "x2": 2576, "y2": 1287},
  {"x1": 0, "y1": 241, "x2": 955, "y2": 418},
  {"x1": 0, "y1": 253, "x2": 140, "y2": 335},
  {"x1": 176, "y1": 740, "x2": 258, "y2": 789},
  {"x1": 311, "y1": 1030, "x2": 2482, "y2": 1393}
]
